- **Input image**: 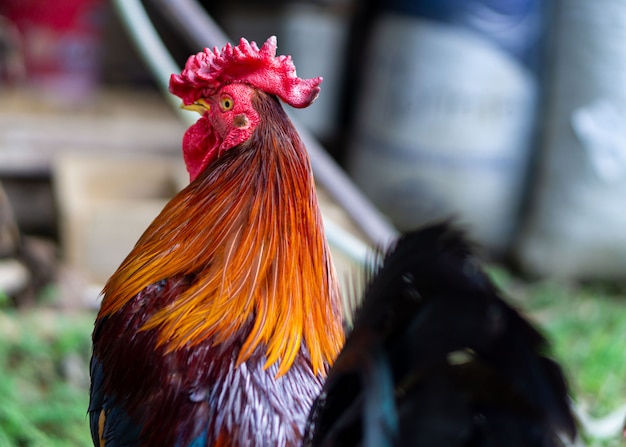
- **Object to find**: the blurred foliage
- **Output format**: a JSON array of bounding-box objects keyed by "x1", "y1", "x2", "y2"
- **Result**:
[
  {"x1": 0, "y1": 291, "x2": 10, "y2": 307},
  {"x1": 528, "y1": 284, "x2": 626, "y2": 416},
  {"x1": 490, "y1": 268, "x2": 626, "y2": 447},
  {"x1": 0, "y1": 308, "x2": 94, "y2": 446}
]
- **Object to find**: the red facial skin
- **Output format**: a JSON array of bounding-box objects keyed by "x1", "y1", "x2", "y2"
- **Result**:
[{"x1": 183, "y1": 83, "x2": 261, "y2": 182}]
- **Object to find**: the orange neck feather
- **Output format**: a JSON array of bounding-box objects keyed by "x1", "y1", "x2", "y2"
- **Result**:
[{"x1": 98, "y1": 94, "x2": 344, "y2": 377}]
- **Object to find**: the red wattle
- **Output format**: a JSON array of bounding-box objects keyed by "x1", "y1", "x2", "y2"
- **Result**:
[{"x1": 182, "y1": 116, "x2": 219, "y2": 182}]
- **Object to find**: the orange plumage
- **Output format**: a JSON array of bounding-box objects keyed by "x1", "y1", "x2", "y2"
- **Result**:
[
  {"x1": 89, "y1": 37, "x2": 344, "y2": 446},
  {"x1": 98, "y1": 93, "x2": 343, "y2": 376}
]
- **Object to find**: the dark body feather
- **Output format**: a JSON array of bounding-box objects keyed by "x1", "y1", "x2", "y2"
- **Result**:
[
  {"x1": 303, "y1": 223, "x2": 577, "y2": 447},
  {"x1": 90, "y1": 276, "x2": 322, "y2": 446},
  {"x1": 89, "y1": 93, "x2": 342, "y2": 446}
]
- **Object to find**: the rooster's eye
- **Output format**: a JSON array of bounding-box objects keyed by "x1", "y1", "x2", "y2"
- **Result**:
[{"x1": 219, "y1": 96, "x2": 234, "y2": 112}]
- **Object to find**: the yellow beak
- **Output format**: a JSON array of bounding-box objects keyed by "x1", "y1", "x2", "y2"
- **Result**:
[{"x1": 181, "y1": 98, "x2": 210, "y2": 115}]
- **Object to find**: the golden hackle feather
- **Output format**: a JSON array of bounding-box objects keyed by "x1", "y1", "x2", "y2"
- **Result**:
[{"x1": 98, "y1": 93, "x2": 344, "y2": 377}]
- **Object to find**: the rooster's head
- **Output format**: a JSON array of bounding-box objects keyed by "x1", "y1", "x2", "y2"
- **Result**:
[{"x1": 169, "y1": 36, "x2": 322, "y2": 181}]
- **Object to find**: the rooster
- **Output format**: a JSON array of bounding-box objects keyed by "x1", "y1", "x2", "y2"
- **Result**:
[
  {"x1": 89, "y1": 36, "x2": 344, "y2": 446},
  {"x1": 303, "y1": 223, "x2": 578, "y2": 447}
]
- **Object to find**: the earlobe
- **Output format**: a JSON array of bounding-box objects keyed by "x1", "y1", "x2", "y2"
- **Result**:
[{"x1": 233, "y1": 114, "x2": 249, "y2": 129}]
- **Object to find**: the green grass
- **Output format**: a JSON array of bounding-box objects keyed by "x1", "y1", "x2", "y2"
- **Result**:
[
  {"x1": 490, "y1": 268, "x2": 626, "y2": 446},
  {"x1": 0, "y1": 308, "x2": 94, "y2": 446},
  {"x1": 532, "y1": 285, "x2": 626, "y2": 416},
  {"x1": 0, "y1": 272, "x2": 625, "y2": 446}
]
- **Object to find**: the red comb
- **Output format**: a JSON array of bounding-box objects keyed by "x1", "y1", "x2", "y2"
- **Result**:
[{"x1": 169, "y1": 36, "x2": 322, "y2": 108}]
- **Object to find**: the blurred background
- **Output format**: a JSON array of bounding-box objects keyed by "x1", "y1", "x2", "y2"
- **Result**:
[{"x1": 0, "y1": 0, "x2": 625, "y2": 445}]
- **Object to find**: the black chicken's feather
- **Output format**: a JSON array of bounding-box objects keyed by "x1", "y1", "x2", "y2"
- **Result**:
[{"x1": 303, "y1": 222, "x2": 577, "y2": 447}]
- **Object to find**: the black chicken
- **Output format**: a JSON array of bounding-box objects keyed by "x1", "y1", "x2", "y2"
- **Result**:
[{"x1": 303, "y1": 223, "x2": 577, "y2": 447}]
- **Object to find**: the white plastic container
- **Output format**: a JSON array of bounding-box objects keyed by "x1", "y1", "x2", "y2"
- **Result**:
[{"x1": 348, "y1": 3, "x2": 542, "y2": 254}]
